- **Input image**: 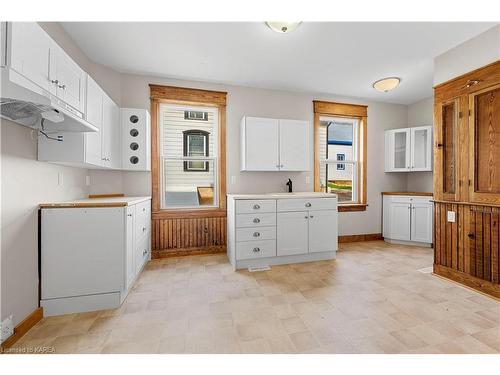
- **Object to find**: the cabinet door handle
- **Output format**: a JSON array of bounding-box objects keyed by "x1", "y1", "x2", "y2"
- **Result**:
[
  {"x1": 305, "y1": 203, "x2": 312, "y2": 207},
  {"x1": 436, "y1": 143, "x2": 443, "y2": 148},
  {"x1": 143, "y1": 208, "x2": 146, "y2": 212},
  {"x1": 253, "y1": 218, "x2": 260, "y2": 223},
  {"x1": 468, "y1": 233, "x2": 475, "y2": 239},
  {"x1": 253, "y1": 204, "x2": 260, "y2": 209},
  {"x1": 310, "y1": 215, "x2": 314, "y2": 218},
  {"x1": 127, "y1": 213, "x2": 132, "y2": 217},
  {"x1": 305, "y1": 216, "x2": 309, "y2": 219},
  {"x1": 58, "y1": 84, "x2": 66, "y2": 90},
  {"x1": 253, "y1": 247, "x2": 261, "y2": 253},
  {"x1": 51, "y1": 79, "x2": 59, "y2": 84},
  {"x1": 142, "y1": 227, "x2": 146, "y2": 232},
  {"x1": 253, "y1": 232, "x2": 260, "y2": 237}
]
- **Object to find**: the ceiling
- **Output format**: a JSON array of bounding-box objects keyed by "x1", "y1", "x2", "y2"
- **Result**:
[{"x1": 61, "y1": 22, "x2": 497, "y2": 105}]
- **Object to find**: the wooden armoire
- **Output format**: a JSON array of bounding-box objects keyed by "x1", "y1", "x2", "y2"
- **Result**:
[{"x1": 433, "y1": 60, "x2": 500, "y2": 299}]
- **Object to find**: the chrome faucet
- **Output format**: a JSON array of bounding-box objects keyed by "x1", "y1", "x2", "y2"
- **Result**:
[{"x1": 286, "y1": 178, "x2": 293, "y2": 193}]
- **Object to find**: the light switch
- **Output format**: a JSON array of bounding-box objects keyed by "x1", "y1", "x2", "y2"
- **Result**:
[
  {"x1": 447, "y1": 211, "x2": 456, "y2": 223},
  {"x1": 230, "y1": 176, "x2": 236, "y2": 185},
  {"x1": 305, "y1": 176, "x2": 311, "y2": 184},
  {"x1": 85, "y1": 175, "x2": 91, "y2": 186},
  {"x1": 58, "y1": 172, "x2": 63, "y2": 186}
]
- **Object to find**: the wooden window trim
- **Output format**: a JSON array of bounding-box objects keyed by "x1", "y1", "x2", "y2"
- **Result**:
[
  {"x1": 313, "y1": 100, "x2": 367, "y2": 211},
  {"x1": 150, "y1": 84, "x2": 227, "y2": 219}
]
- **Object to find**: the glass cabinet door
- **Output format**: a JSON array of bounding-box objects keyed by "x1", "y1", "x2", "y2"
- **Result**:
[
  {"x1": 410, "y1": 126, "x2": 432, "y2": 171},
  {"x1": 385, "y1": 129, "x2": 410, "y2": 171},
  {"x1": 469, "y1": 83, "x2": 500, "y2": 204}
]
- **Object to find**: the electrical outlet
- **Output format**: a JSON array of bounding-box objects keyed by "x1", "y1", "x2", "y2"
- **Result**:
[
  {"x1": 230, "y1": 176, "x2": 236, "y2": 185},
  {"x1": 58, "y1": 172, "x2": 63, "y2": 186},
  {"x1": 305, "y1": 176, "x2": 311, "y2": 184},
  {"x1": 1, "y1": 315, "x2": 14, "y2": 343},
  {"x1": 447, "y1": 211, "x2": 456, "y2": 223},
  {"x1": 85, "y1": 175, "x2": 91, "y2": 186}
]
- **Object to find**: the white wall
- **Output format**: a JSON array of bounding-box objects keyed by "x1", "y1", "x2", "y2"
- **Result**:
[
  {"x1": 88, "y1": 73, "x2": 409, "y2": 237},
  {"x1": 406, "y1": 97, "x2": 434, "y2": 192},
  {"x1": 434, "y1": 25, "x2": 500, "y2": 85},
  {"x1": 0, "y1": 121, "x2": 89, "y2": 326}
]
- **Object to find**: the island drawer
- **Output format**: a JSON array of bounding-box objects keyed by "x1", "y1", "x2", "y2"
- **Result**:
[
  {"x1": 277, "y1": 198, "x2": 337, "y2": 212},
  {"x1": 236, "y1": 226, "x2": 276, "y2": 242},
  {"x1": 236, "y1": 200, "x2": 276, "y2": 214},
  {"x1": 236, "y1": 213, "x2": 276, "y2": 228},
  {"x1": 236, "y1": 240, "x2": 276, "y2": 260}
]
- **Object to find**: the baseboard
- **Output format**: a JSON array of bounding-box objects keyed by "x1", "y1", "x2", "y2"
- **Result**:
[
  {"x1": 433, "y1": 264, "x2": 500, "y2": 300},
  {"x1": 338, "y1": 233, "x2": 383, "y2": 243},
  {"x1": 152, "y1": 245, "x2": 226, "y2": 259},
  {"x1": 0, "y1": 307, "x2": 43, "y2": 351}
]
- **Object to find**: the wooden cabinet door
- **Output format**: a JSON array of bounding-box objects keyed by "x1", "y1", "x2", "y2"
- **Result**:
[
  {"x1": 279, "y1": 119, "x2": 309, "y2": 171},
  {"x1": 434, "y1": 98, "x2": 460, "y2": 201},
  {"x1": 385, "y1": 128, "x2": 411, "y2": 172},
  {"x1": 84, "y1": 76, "x2": 104, "y2": 166},
  {"x1": 308, "y1": 209, "x2": 337, "y2": 253},
  {"x1": 9, "y1": 22, "x2": 51, "y2": 92},
  {"x1": 410, "y1": 126, "x2": 432, "y2": 171},
  {"x1": 242, "y1": 117, "x2": 279, "y2": 171},
  {"x1": 389, "y1": 203, "x2": 411, "y2": 241},
  {"x1": 411, "y1": 202, "x2": 433, "y2": 243},
  {"x1": 277, "y1": 211, "x2": 309, "y2": 256},
  {"x1": 49, "y1": 42, "x2": 86, "y2": 113},
  {"x1": 469, "y1": 83, "x2": 500, "y2": 205}
]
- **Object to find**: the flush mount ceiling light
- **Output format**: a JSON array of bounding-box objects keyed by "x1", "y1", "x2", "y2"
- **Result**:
[
  {"x1": 373, "y1": 77, "x2": 401, "y2": 92},
  {"x1": 265, "y1": 22, "x2": 302, "y2": 34}
]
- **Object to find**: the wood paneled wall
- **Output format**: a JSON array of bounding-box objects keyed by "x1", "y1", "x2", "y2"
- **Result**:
[
  {"x1": 434, "y1": 202, "x2": 500, "y2": 298},
  {"x1": 152, "y1": 216, "x2": 226, "y2": 258}
]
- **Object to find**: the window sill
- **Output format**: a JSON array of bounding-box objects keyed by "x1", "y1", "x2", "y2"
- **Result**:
[
  {"x1": 152, "y1": 208, "x2": 227, "y2": 219},
  {"x1": 338, "y1": 204, "x2": 368, "y2": 212}
]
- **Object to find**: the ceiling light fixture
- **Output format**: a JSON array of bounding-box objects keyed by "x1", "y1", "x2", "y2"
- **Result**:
[
  {"x1": 266, "y1": 22, "x2": 302, "y2": 34},
  {"x1": 373, "y1": 77, "x2": 401, "y2": 92}
]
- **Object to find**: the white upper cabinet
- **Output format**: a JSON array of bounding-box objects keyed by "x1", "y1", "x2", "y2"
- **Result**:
[
  {"x1": 279, "y1": 119, "x2": 309, "y2": 171},
  {"x1": 385, "y1": 126, "x2": 432, "y2": 172},
  {"x1": 102, "y1": 93, "x2": 121, "y2": 169},
  {"x1": 84, "y1": 76, "x2": 104, "y2": 166},
  {"x1": 240, "y1": 116, "x2": 310, "y2": 171},
  {"x1": 241, "y1": 117, "x2": 279, "y2": 171},
  {"x1": 49, "y1": 42, "x2": 86, "y2": 113},
  {"x1": 410, "y1": 126, "x2": 432, "y2": 171},
  {"x1": 9, "y1": 22, "x2": 51, "y2": 91}
]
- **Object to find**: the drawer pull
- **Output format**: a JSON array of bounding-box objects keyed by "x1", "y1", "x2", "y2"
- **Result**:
[
  {"x1": 253, "y1": 247, "x2": 261, "y2": 253},
  {"x1": 305, "y1": 202, "x2": 312, "y2": 207},
  {"x1": 309, "y1": 215, "x2": 314, "y2": 218},
  {"x1": 253, "y1": 232, "x2": 260, "y2": 237},
  {"x1": 142, "y1": 249, "x2": 148, "y2": 256},
  {"x1": 253, "y1": 218, "x2": 260, "y2": 223},
  {"x1": 253, "y1": 204, "x2": 260, "y2": 209},
  {"x1": 142, "y1": 226, "x2": 146, "y2": 232}
]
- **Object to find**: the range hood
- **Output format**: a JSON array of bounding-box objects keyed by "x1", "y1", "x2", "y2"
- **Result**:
[{"x1": 0, "y1": 67, "x2": 97, "y2": 133}]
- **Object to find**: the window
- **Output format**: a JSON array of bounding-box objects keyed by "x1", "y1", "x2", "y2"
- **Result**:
[
  {"x1": 336, "y1": 154, "x2": 346, "y2": 170},
  {"x1": 184, "y1": 110, "x2": 209, "y2": 121},
  {"x1": 314, "y1": 101, "x2": 367, "y2": 211},
  {"x1": 159, "y1": 104, "x2": 217, "y2": 209},
  {"x1": 183, "y1": 130, "x2": 209, "y2": 172}
]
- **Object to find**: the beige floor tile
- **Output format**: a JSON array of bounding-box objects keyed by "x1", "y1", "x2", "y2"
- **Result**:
[{"x1": 10, "y1": 241, "x2": 499, "y2": 354}]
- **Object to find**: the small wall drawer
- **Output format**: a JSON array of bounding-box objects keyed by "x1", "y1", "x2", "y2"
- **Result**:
[
  {"x1": 236, "y1": 226, "x2": 276, "y2": 242},
  {"x1": 236, "y1": 240, "x2": 276, "y2": 260},
  {"x1": 387, "y1": 195, "x2": 432, "y2": 204},
  {"x1": 277, "y1": 198, "x2": 337, "y2": 212},
  {"x1": 236, "y1": 200, "x2": 276, "y2": 214},
  {"x1": 236, "y1": 213, "x2": 276, "y2": 228}
]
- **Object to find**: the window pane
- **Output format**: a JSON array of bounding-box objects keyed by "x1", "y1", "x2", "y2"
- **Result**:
[
  {"x1": 162, "y1": 159, "x2": 216, "y2": 208},
  {"x1": 161, "y1": 105, "x2": 216, "y2": 158},
  {"x1": 320, "y1": 161, "x2": 355, "y2": 203}
]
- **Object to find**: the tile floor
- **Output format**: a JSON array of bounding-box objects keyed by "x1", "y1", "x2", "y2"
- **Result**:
[{"x1": 8, "y1": 241, "x2": 500, "y2": 354}]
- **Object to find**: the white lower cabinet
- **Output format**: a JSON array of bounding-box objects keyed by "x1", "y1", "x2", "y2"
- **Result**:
[
  {"x1": 40, "y1": 197, "x2": 151, "y2": 316},
  {"x1": 383, "y1": 195, "x2": 433, "y2": 246},
  {"x1": 277, "y1": 211, "x2": 309, "y2": 256},
  {"x1": 227, "y1": 194, "x2": 338, "y2": 269}
]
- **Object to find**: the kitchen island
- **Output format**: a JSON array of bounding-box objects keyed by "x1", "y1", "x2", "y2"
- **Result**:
[{"x1": 227, "y1": 192, "x2": 338, "y2": 270}]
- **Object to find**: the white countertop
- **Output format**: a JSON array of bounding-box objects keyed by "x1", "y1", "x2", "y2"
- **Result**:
[
  {"x1": 227, "y1": 192, "x2": 337, "y2": 200},
  {"x1": 40, "y1": 196, "x2": 151, "y2": 208}
]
